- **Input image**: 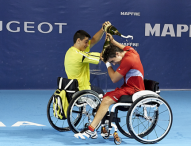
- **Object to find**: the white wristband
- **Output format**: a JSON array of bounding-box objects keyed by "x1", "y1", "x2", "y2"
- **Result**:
[{"x1": 106, "y1": 62, "x2": 111, "y2": 68}]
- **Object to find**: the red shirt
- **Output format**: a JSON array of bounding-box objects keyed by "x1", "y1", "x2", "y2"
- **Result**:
[{"x1": 116, "y1": 46, "x2": 145, "y2": 94}]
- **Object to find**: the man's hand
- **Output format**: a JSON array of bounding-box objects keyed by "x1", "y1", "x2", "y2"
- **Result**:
[
  {"x1": 106, "y1": 33, "x2": 125, "y2": 50},
  {"x1": 106, "y1": 33, "x2": 114, "y2": 43},
  {"x1": 102, "y1": 21, "x2": 111, "y2": 32}
]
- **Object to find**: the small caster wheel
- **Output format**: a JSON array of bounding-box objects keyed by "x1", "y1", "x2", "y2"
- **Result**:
[
  {"x1": 113, "y1": 132, "x2": 121, "y2": 145},
  {"x1": 101, "y1": 126, "x2": 110, "y2": 139},
  {"x1": 114, "y1": 137, "x2": 122, "y2": 145}
]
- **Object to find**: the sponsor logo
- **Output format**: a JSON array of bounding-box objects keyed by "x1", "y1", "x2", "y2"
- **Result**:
[
  {"x1": 120, "y1": 35, "x2": 139, "y2": 48},
  {"x1": 121, "y1": 42, "x2": 139, "y2": 47},
  {"x1": 145, "y1": 23, "x2": 191, "y2": 37},
  {"x1": 121, "y1": 12, "x2": 140, "y2": 16},
  {"x1": 0, "y1": 21, "x2": 67, "y2": 34}
]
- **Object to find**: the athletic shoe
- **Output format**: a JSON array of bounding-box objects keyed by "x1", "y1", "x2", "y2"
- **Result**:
[{"x1": 74, "y1": 127, "x2": 98, "y2": 139}]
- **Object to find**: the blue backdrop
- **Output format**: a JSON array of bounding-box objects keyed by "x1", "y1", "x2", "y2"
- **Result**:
[{"x1": 0, "y1": 0, "x2": 191, "y2": 89}]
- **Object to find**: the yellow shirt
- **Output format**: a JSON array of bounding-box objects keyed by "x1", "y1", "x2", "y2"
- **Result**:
[{"x1": 64, "y1": 41, "x2": 100, "y2": 90}]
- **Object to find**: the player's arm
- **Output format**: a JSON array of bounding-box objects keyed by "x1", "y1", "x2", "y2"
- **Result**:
[
  {"x1": 107, "y1": 33, "x2": 125, "y2": 50},
  {"x1": 107, "y1": 66, "x2": 123, "y2": 83},
  {"x1": 105, "y1": 57, "x2": 132, "y2": 83},
  {"x1": 81, "y1": 52, "x2": 100, "y2": 64},
  {"x1": 90, "y1": 21, "x2": 112, "y2": 49},
  {"x1": 90, "y1": 28, "x2": 104, "y2": 49}
]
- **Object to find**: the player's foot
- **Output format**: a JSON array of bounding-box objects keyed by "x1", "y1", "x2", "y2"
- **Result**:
[{"x1": 74, "y1": 127, "x2": 98, "y2": 139}]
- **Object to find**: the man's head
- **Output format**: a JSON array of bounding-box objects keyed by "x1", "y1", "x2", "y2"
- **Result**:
[
  {"x1": 102, "y1": 44, "x2": 124, "y2": 65},
  {"x1": 73, "y1": 30, "x2": 91, "y2": 51}
]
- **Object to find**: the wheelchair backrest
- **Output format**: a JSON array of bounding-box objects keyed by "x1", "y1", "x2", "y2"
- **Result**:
[
  {"x1": 57, "y1": 77, "x2": 79, "y2": 103},
  {"x1": 144, "y1": 79, "x2": 160, "y2": 94}
]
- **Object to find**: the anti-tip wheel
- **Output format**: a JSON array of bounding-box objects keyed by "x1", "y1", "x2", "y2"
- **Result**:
[{"x1": 114, "y1": 137, "x2": 122, "y2": 145}]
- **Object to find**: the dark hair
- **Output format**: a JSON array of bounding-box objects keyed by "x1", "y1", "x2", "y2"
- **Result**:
[
  {"x1": 102, "y1": 44, "x2": 124, "y2": 62},
  {"x1": 73, "y1": 30, "x2": 91, "y2": 44}
]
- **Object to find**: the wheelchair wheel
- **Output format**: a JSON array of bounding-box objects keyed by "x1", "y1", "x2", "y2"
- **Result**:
[
  {"x1": 67, "y1": 90, "x2": 101, "y2": 133},
  {"x1": 127, "y1": 95, "x2": 173, "y2": 144},
  {"x1": 47, "y1": 95, "x2": 72, "y2": 131},
  {"x1": 115, "y1": 105, "x2": 156, "y2": 139},
  {"x1": 115, "y1": 107, "x2": 132, "y2": 138}
]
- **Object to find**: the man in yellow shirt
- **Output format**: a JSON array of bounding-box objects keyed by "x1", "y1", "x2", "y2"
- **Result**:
[{"x1": 64, "y1": 22, "x2": 110, "y2": 93}]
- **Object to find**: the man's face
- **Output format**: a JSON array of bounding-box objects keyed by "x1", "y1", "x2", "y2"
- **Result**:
[
  {"x1": 78, "y1": 37, "x2": 89, "y2": 51},
  {"x1": 107, "y1": 52, "x2": 123, "y2": 65}
]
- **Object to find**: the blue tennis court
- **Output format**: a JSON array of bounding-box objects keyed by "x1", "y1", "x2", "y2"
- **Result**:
[{"x1": 0, "y1": 90, "x2": 190, "y2": 146}]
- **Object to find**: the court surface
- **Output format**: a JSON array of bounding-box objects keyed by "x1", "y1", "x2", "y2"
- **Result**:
[{"x1": 0, "y1": 90, "x2": 191, "y2": 146}]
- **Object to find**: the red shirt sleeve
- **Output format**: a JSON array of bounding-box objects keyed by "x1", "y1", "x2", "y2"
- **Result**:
[{"x1": 116, "y1": 46, "x2": 134, "y2": 76}]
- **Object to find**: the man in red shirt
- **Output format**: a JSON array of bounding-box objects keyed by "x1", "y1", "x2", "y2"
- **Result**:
[{"x1": 74, "y1": 33, "x2": 145, "y2": 139}]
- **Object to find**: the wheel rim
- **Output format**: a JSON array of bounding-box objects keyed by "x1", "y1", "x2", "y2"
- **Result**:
[
  {"x1": 128, "y1": 97, "x2": 172, "y2": 143},
  {"x1": 69, "y1": 93, "x2": 101, "y2": 133}
]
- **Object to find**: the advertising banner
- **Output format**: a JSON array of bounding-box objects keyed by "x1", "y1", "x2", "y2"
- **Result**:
[{"x1": 0, "y1": 0, "x2": 191, "y2": 89}]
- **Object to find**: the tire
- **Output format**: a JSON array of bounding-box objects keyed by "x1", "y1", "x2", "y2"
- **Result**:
[
  {"x1": 115, "y1": 107, "x2": 132, "y2": 138},
  {"x1": 47, "y1": 95, "x2": 70, "y2": 132},
  {"x1": 67, "y1": 90, "x2": 101, "y2": 133},
  {"x1": 127, "y1": 95, "x2": 173, "y2": 144}
]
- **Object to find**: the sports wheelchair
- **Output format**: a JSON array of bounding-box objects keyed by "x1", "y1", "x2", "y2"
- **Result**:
[
  {"x1": 47, "y1": 78, "x2": 173, "y2": 144},
  {"x1": 47, "y1": 77, "x2": 103, "y2": 132}
]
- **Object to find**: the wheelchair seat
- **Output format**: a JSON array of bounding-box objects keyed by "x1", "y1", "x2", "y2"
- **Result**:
[
  {"x1": 118, "y1": 95, "x2": 133, "y2": 103},
  {"x1": 117, "y1": 95, "x2": 133, "y2": 111}
]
